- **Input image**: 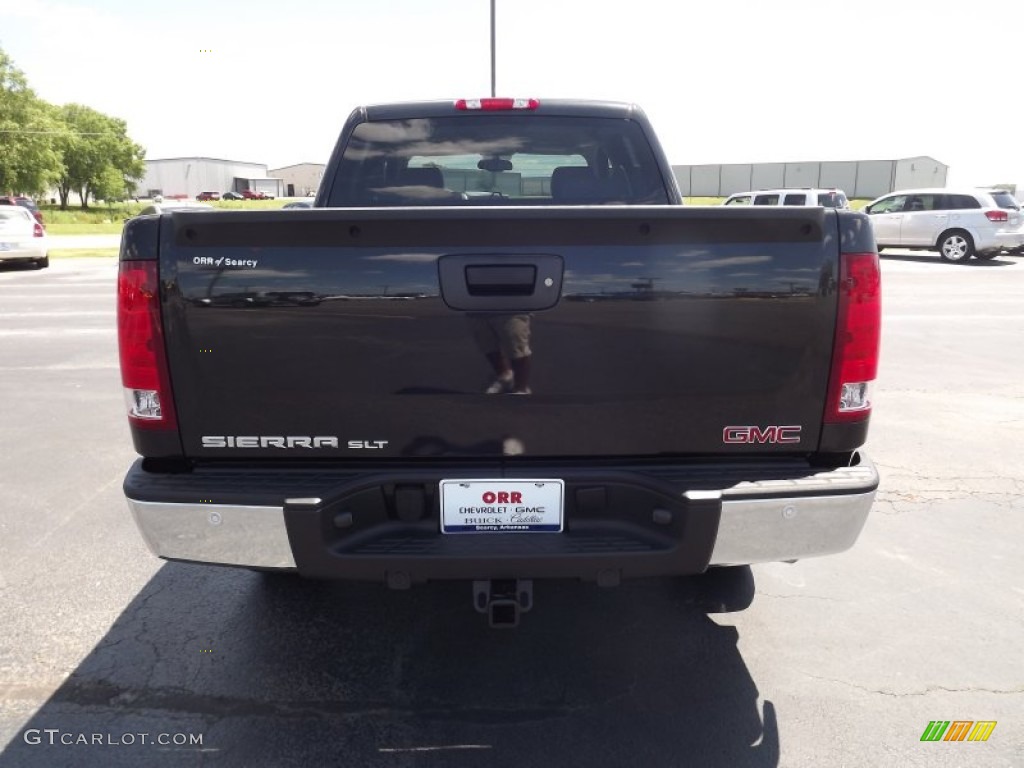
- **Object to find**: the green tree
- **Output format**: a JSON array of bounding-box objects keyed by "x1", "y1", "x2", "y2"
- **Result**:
[
  {"x1": 55, "y1": 104, "x2": 145, "y2": 208},
  {"x1": 91, "y1": 165, "x2": 127, "y2": 203},
  {"x1": 0, "y1": 48, "x2": 63, "y2": 195}
]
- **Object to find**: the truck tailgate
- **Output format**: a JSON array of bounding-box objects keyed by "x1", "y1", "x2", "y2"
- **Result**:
[{"x1": 158, "y1": 206, "x2": 846, "y2": 460}]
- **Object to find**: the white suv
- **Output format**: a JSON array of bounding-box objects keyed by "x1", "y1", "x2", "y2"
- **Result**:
[
  {"x1": 864, "y1": 188, "x2": 1024, "y2": 262},
  {"x1": 723, "y1": 188, "x2": 850, "y2": 209}
]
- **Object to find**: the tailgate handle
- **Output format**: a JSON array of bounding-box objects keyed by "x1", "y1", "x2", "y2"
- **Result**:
[
  {"x1": 438, "y1": 254, "x2": 563, "y2": 312},
  {"x1": 465, "y1": 265, "x2": 536, "y2": 296}
]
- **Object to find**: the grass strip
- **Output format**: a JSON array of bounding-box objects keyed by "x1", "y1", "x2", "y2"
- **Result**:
[{"x1": 49, "y1": 249, "x2": 119, "y2": 259}]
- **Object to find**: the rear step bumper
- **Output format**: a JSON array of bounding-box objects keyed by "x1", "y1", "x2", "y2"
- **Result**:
[{"x1": 125, "y1": 457, "x2": 878, "y2": 580}]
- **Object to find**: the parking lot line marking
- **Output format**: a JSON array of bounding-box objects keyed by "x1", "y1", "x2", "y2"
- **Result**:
[
  {"x1": 0, "y1": 295, "x2": 113, "y2": 300},
  {"x1": 0, "y1": 363, "x2": 119, "y2": 371},
  {"x1": 0, "y1": 311, "x2": 114, "y2": 319},
  {"x1": 886, "y1": 314, "x2": 1024, "y2": 320},
  {"x1": 0, "y1": 328, "x2": 110, "y2": 337}
]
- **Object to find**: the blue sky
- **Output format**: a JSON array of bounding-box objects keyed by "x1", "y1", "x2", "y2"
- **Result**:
[{"x1": 2, "y1": 0, "x2": 1022, "y2": 188}]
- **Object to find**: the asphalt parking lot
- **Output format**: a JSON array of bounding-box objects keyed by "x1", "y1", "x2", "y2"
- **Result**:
[{"x1": 0, "y1": 252, "x2": 1022, "y2": 767}]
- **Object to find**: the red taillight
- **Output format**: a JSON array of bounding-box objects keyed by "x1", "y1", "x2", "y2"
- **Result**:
[
  {"x1": 32, "y1": 222, "x2": 44, "y2": 237},
  {"x1": 455, "y1": 97, "x2": 539, "y2": 111},
  {"x1": 825, "y1": 252, "x2": 881, "y2": 424},
  {"x1": 985, "y1": 210, "x2": 1009, "y2": 222},
  {"x1": 117, "y1": 261, "x2": 177, "y2": 430}
]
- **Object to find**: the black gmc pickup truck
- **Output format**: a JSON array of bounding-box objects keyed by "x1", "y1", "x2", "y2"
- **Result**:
[{"x1": 118, "y1": 98, "x2": 880, "y2": 625}]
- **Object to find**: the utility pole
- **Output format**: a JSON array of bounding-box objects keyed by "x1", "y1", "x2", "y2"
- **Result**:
[{"x1": 490, "y1": 0, "x2": 496, "y2": 97}]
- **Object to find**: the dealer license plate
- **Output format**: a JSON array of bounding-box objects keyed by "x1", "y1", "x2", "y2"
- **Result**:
[{"x1": 440, "y1": 479, "x2": 564, "y2": 533}]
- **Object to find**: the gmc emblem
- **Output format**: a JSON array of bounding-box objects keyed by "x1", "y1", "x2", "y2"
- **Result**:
[{"x1": 723, "y1": 425, "x2": 802, "y2": 444}]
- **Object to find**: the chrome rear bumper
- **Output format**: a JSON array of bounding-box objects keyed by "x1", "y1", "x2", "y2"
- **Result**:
[
  {"x1": 129, "y1": 502, "x2": 297, "y2": 569},
  {"x1": 709, "y1": 491, "x2": 873, "y2": 565},
  {"x1": 127, "y1": 458, "x2": 878, "y2": 572}
]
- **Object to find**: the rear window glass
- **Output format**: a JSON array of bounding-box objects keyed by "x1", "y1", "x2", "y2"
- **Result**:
[
  {"x1": 0, "y1": 208, "x2": 28, "y2": 219},
  {"x1": 783, "y1": 194, "x2": 806, "y2": 205},
  {"x1": 943, "y1": 194, "x2": 981, "y2": 210},
  {"x1": 327, "y1": 115, "x2": 669, "y2": 206},
  {"x1": 990, "y1": 191, "x2": 1020, "y2": 210},
  {"x1": 817, "y1": 192, "x2": 847, "y2": 208}
]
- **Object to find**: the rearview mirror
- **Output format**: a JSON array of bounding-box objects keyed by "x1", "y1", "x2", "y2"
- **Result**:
[{"x1": 477, "y1": 157, "x2": 513, "y2": 172}]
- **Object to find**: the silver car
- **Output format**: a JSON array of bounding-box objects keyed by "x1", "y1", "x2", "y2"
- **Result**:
[
  {"x1": 864, "y1": 188, "x2": 1024, "y2": 262},
  {"x1": 0, "y1": 206, "x2": 48, "y2": 269}
]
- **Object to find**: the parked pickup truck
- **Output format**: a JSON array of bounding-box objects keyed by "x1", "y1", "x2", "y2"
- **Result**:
[{"x1": 118, "y1": 98, "x2": 881, "y2": 626}]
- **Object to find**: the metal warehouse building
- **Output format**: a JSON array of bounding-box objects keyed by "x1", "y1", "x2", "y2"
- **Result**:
[
  {"x1": 268, "y1": 163, "x2": 325, "y2": 198},
  {"x1": 138, "y1": 158, "x2": 283, "y2": 199},
  {"x1": 672, "y1": 156, "x2": 948, "y2": 200}
]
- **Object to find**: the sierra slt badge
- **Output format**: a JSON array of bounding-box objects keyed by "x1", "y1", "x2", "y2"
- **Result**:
[
  {"x1": 347, "y1": 440, "x2": 389, "y2": 449},
  {"x1": 723, "y1": 425, "x2": 802, "y2": 444},
  {"x1": 202, "y1": 436, "x2": 338, "y2": 448}
]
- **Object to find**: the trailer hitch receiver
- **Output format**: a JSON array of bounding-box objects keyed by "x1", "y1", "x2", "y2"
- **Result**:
[{"x1": 473, "y1": 579, "x2": 533, "y2": 628}]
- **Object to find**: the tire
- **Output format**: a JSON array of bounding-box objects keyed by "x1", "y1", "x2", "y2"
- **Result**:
[
  {"x1": 35, "y1": 256, "x2": 49, "y2": 269},
  {"x1": 937, "y1": 230, "x2": 974, "y2": 262},
  {"x1": 876, "y1": 244, "x2": 885, "y2": 252}
]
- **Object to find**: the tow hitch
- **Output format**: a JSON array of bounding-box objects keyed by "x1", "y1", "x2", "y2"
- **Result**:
[{"x1": 473, "y1": 579, "x2": 533, "y2": 628}]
